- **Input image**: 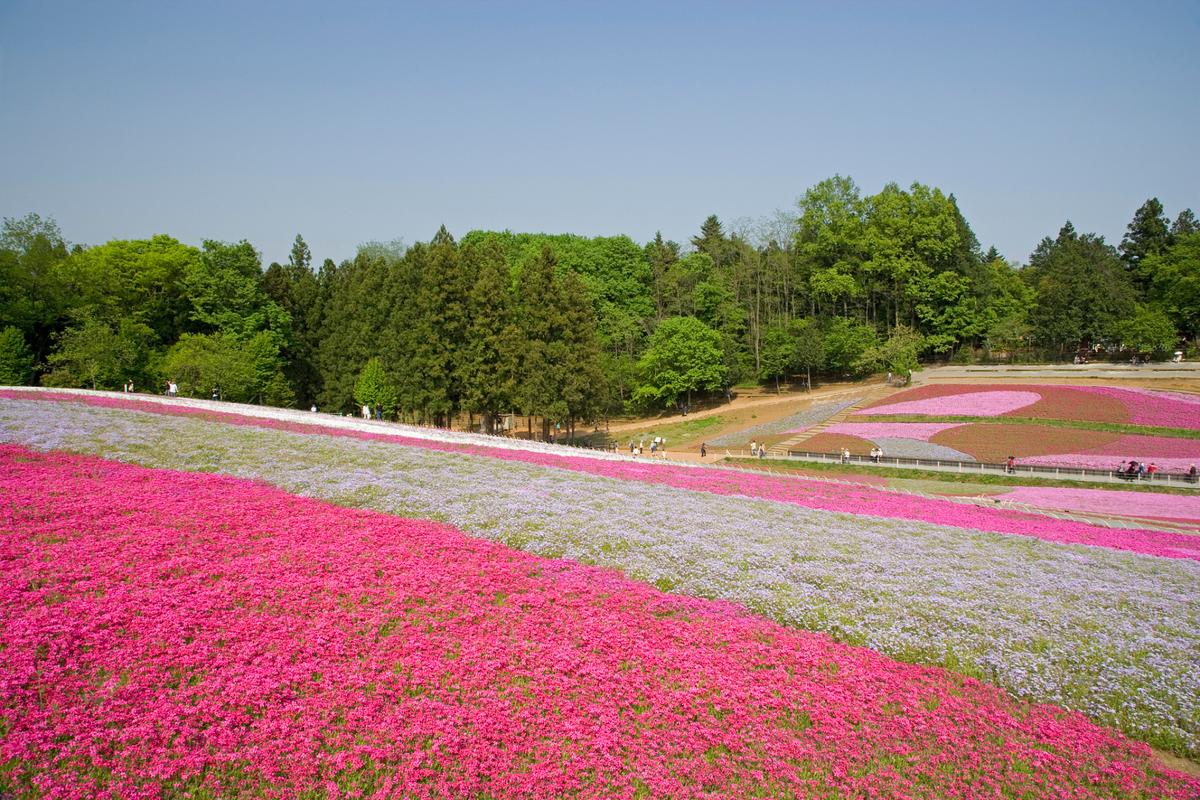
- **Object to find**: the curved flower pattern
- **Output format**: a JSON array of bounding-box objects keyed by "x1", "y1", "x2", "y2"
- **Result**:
[
  {"x1": 1, "y1": 396, "x2": 1199, "y2": 761},
  {"x1": 1, "y1": 446, "x2": 1197, "y2": 799},
  {"x1": 858, "y1": 390, "x2": 1042, "y2": 417}
]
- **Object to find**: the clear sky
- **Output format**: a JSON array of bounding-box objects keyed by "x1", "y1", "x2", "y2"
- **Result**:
[{"x1": 1, "y1": 1, "x2": 1197, "y2": 266}]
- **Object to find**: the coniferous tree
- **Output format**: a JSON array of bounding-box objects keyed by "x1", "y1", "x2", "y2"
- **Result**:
[{"x1": 1120, "y1": 198, "x2": 1172, "y2": 291}]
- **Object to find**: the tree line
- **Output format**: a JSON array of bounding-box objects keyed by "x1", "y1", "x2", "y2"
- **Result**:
[{"x1": 1, "y1": 176, "x2": 1196, "y2": 435}]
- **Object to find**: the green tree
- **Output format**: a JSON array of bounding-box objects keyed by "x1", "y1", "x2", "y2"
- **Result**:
[
  {"x1": 1115, "y1": 305, "x2": 1177, "y2": 359},
  {"x1": 44, "y1": 316, "x2": 151, "y2": 390},
  {"x1": 0, "y1": 213, "x2": 69, "y2": 367},
  {"x1": 354, "y1": 357, "x2": 398, "y2": 417},
  {"x1": 1119, "y1": 198, "x2": 1171, "y2": 290},
  {"x1": 0, "y1": 326, "x2": 34, "y2": 385},
  {"x1": 56, "y1": 235, "x2": 199, "y2": 345},
  {"x1": 459, "y1": 243, "x2": 520, "y2": 432},
  {"x1": 856, "y1": 325, "x2": 924, "y2": 380},
  {"x1": 1171, "y1": 209, "x2": 1198, "y2": 238},
  {"x1": 1025, "y1": 223, "x2": 1136, "y2": 355},
  {"x1": 789, "y1": 317, "x2": 825, "y2": 390},
  {"x1": 1144, "y1": 232, "x2": 1200, "y2": 346},
  {"x1": 822, "y1": 317, "x2": 878, "y2": 376},
  {"x1": 759, "y1": 324, "x2": 795, "y2": 391},
  {"x1": 158, "y1": 330, "x2": 290, "y2": 404},
  {"x1": 633, "y1": 316, "x2": 726, "y2": 410}
]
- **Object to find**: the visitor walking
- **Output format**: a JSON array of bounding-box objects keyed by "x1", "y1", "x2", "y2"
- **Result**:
[
  {"x1": 750, "y1": 440, "x2": 758, "y2": 457},
  {"x1": 700, "y1": 442, "x2": 707, "y2": 458},
  {"x1": 361, "y1": 404, "x2": 370, "y2": 420},
  {"x1": 1006, "y1": 455, "x2": 1016, "y2": 474}
]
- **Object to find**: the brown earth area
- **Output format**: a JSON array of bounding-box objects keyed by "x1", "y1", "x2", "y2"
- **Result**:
[
  {"x1": 932, "y1": 423, "x2": 1122, "y2": 462},
  {"x1": 602, "y1": 382, "x2": 884, "y2": 451},
  {"x1": 799, "y1": 432, "x2": 877, "y2": 457}
]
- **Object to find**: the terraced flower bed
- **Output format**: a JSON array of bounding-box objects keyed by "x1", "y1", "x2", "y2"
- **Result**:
[
  {"x1": 2, "y1": 393, "x2": 1200, "y2": 763},
  {"x1": 995, "y1": 487, "x2": 1200, "y2": 524},
  {"x1": 858, "y1": 383, "x2": 1200, "y2": 430},
  {"x1": 932, "y1": 423, "x2": 1123, "y2": 463},
  {"x1": 4, "y1": 447, "x2": 1196, "y2": 798}
]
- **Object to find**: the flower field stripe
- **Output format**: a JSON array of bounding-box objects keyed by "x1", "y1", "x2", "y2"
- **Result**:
[
  {"x1": 1, "y1": 446, "x2": 1197, "y2": 799},
  {"x1": 856, "y1": 383, "x2": 1200, "y2": 431},
  {"x1": 857, "y1": 390, "x2": 1043, "y2": 417},
  {"x1": 823, "y1": 422, "x2": 966, "y2": 441},
  {"x1": 3, "y1": 390, "x2": 1197, "y2": 563},
  {"x1": 995, "y1": 487, "x2": 1200, "y2": 524},
  {"x1": 2, "y1": 398, "x2": 1199, "y2": 760}
]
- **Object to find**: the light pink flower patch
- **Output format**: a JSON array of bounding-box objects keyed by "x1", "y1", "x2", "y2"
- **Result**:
[
  {"x1": 1079, "y1": 386, "x2": 1200, "y2": 430},
  {"x1": 997, "y1": 487, "x2": 1200, "y2": 523},
  {"x1": 2, "y1": 445, "x2": 1197, "y2": 799},
  {"x1": 1022, "y1": 435, "x2": 1200, "y2": 473},
  {"x1": 1023, "y1": 454, "x2": 1199, "y2": 472},
  {"x1": 824, "y1": 422, "x2": 965, "y2": 441},
  {"x1": 6, "y1": 390, "x2": 1200, "y2": 562},
  {"x1": 856, "y1": 390, "x2": 1042, "y2": 417}
]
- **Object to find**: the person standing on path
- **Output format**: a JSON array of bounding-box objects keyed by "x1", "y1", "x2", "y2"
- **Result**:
[{"x1": 700, "y1": 442, "x2": 707, "y2": 458}]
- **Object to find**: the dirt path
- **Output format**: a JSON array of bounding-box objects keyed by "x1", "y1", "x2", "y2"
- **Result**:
[{"x1": 605, "y1": 382, "x2": 888, "y2": 436}]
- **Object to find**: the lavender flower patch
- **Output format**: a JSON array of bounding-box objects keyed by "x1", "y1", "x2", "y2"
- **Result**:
[
  {"x1": 2, "y1": 397, "x2": 1198, "y2": 757},
  {"x1": 707, "y1": 398, "x2": 860, "y2": 446},
  {"x1": 871, "y1": 438, "x2": 977, "y2": 461}
]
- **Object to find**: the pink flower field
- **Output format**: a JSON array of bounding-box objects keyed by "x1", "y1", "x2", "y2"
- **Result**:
[
  {"x1": 996, "y1": 487, "x2": 1200, "y2": 524},
  {"x1": 822, "y1": 422, "x2": 965, "y2": 441},
  {"x1": 5, "y1": 390, "x2": 1200, "y2": 562},
  {"x1": 1022, "y1": 434, "x2": 1200, "y2": 473},
  {"x1": 856, "y1": 390, "x2": 1042, "y2": 417},
  {"x1": 1079, "y1": 386, "x2": 1200, "y2": 430},
  {"x1": 2, "y1": 446, "x2": 1197, "y2": 799}
]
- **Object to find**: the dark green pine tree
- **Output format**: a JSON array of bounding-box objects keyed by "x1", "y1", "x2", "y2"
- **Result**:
[
  {"x1": 1171, "y1": 209, "x2": 1198, "y2": 238},
  {"x1": 314, "y1": 250, "x2": 392, "y2": 412},
  {"x1": 459, "y1": 241, "x2": 520, "y2": 433},
  {"x1": 263, "y1": 234, "x2": 322, "y2": 405},
  {"x1": 646, "y1": 231, "x2": 679, "y2": 319},
  {"x1": 691, "y1": 214, "x2": 729, "y2": 267},
  {"x1": 1119, "y1": 198, "x2": 1171, "y2": 291},
  {"x1": 555, "y1": 268, "x2": 607, "y2": 439},
  {"x1": 411, "y1": 226, "x2": 468, "y2": 427},
  {"x1": 513, "y1": 246, "x2": 563, "y2": 440}
]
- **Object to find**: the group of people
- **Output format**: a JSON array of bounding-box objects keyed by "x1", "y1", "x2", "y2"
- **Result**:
[
  {"x1": 1120, "y1": 460, "x2": 1160, "y2": 480},
  {"x1": 629, "y1": 436, "x2": 667, "y2": 457},
  {"x1": 869, "y1": 446, "x2": 884, "y2": 463},
  {"x1": 748, "y1": 440, "x2": 767, "y2": 459},
  {"x1": 361, "y1": 404, "x2": 384, "y2": 420}
]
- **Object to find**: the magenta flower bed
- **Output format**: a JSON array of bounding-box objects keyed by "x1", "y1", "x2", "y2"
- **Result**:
[
  {"x1": 997, "y1": 487, "x2": 1200, "y2": 523},
  {"x1": 1076, "y1": 386, "x2": 1200, "y2": 430},
  {"x1": 822, "y1": 422, "x2": 965, "y2": 441},
  {"x1": 856, "y1": 390, "x2": 1042, "y2": 417},
  {"x1": 5, "y1": 390, "x2": 1200, "y2": 563},
  {"x1": 1, "y1": 446, "x2": 1196, "y2": 799}
]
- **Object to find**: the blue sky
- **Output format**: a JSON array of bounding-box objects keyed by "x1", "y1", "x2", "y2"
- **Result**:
[{"x1": 1, "y1": 1, "x2": 1197, "y2": 266}]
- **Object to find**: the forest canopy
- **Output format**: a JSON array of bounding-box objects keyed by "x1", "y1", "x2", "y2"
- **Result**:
[{"x1": 3, "y1": 177, "x2": 1197, "y2": 435}]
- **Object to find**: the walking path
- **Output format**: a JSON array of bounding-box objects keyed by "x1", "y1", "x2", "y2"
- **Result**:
[{"x1": 915, "y1": 362, "x2": 1200, "y2": 384}]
